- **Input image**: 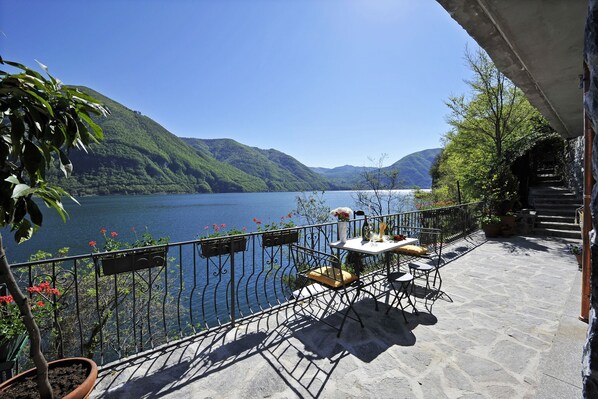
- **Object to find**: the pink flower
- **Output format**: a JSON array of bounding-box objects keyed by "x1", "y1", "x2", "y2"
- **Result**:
[
  {"x1": 111, "y1": 231, "x2": 118, "y2": 237},
  {"x1": 100, "y1": 227, "x2": 107, "y2": 234},
  {"x1": 221, "y1": 224, "x2": 226, "y2": 228},
  {"x1": 89, "y1": 240, "x2": 97, "y2": 248}
]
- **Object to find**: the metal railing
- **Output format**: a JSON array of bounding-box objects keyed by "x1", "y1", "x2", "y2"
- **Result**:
[{"x1": 4, "y1": 202, "x2": 481, "y2": 369}]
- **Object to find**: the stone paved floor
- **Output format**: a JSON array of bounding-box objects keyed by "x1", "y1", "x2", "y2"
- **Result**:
[{"x1": 92, "y1": 233, "x2": 585, "y2": 398}]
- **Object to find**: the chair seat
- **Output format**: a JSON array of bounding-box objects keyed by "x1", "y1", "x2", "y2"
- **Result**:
[
  {"x1": 409, "y1": 263, "x2": 434, "y2": 272},
  {"x1": 307, "y1": 266, "x2": 358, "y2": 288},
  {"x1": 394, "y1": 245, "x2": 429, "y2": 256},
  {"x1": 388, "y1": 271, "x2": 414, "y2": 283}
]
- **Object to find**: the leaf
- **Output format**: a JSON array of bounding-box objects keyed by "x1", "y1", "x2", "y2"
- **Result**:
[
  {"x1": 13, "y1": 219, "x2": 33, "y2": 244},
  {"x1": 22, "y1": 140, "x2": 44, "y2": 178},
  {"x1": 11, "y1": 183, "x2": 36, "y2": 199},
  {"x1": 26, "y1": 197, "x2": 43, "y2": 226},
  {"x1": 58, "y1": 149, "x2": 73, "y2": 177},
  {"x1": 5, "y1": 175, "x2": 20, "y2": 185}
]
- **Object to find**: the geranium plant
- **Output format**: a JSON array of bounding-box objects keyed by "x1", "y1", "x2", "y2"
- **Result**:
[
  {"x1": 202, "y1": 223, "x2": 247, "y2": 239},
  {"x1": 253, "y1": 213, "x2": 296, "y2": 231},
  {"x1": 567, "y1": 243, "x2": 582, "y2": 256},
  {"x1": 0, "y1": 282, "x2": 60, "y2": 343},
  {"x1": 89, "y1": 227, "x2": 169, "y2": 252},
  {"x1": 330, "y1": 207, "x2": 353, "y2": 222}
]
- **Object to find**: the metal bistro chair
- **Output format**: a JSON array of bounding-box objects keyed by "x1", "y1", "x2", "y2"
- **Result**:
[
  {"x1": 290, "y1": 244, "x2": 363, "y2": 337},
  {"x1": 391, "y1": 226, "x2": 444, "y2": 307}
]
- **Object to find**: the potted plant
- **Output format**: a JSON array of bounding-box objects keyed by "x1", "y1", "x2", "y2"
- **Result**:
[
  {"x1": 480, "y1": 214, "x2": 502, "y2": 238},
  {"x1": 567, "y1": 243, "x2": 583, "y2": 270},
  {"x1": 482, "y1": 163, "x2": 521, "y2": 236},
  {"x1": 254, "y1": 214, "x2": 299, "y2": 247},
  {"x1": 199, "y1": 224, "x2": 248, "y2": 257},
  {"x1": 0, "y1": 59, "x2": 108, "y2": 398},
  {"x1": 90, "y1": 227, "x2": 169, "y2": 276}
]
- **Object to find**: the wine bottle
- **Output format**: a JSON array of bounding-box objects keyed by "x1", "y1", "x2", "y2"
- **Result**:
[{"x1": 361, "y1": 215, "x2": 371, "y2": 241}]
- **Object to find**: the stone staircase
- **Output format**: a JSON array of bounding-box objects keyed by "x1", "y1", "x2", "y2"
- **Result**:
[{"x1": 528, "y1": 171, "x2": 582, "y2": 239}]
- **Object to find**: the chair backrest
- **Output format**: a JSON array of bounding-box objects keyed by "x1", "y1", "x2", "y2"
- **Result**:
[
  {"x1": 290, "y1": 245, "x2": 356, "y2": 288},
  {"x1": 393, "y1": 226, "x2": 443, "y2": 262}
]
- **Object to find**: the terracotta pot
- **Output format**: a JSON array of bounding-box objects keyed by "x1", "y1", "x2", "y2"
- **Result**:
[
  {"x1": 0, "y1": 357, "x2": 97, "y2": 399},
  {"x1": 576, "y1": 254, "x2": 582, "y2": 267},
  {"x1": 500, "y1": 215, "x2": 517, "y2": 236}
]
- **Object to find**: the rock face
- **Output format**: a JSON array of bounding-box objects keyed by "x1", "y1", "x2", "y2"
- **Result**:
[{"x1": 583, "y1": 1, "x2": 598, "y2": 397}]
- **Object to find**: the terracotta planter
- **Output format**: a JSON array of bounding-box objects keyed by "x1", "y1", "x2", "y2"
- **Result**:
[
  {"x1": 0, "y1": 357, "x2": 97, "y2": 399},
  {"x1": 482, "y1": 223, "x2": 501, "y2": 238},
  {"x1": 100, "y1": 247, "x2": 167, "y2": 276},
  {"x1": 576, "y1": 254, "x2": 582, "y2": 268},
  {"x1": 262, "y1": 230, "x2": 299, "y2": 247},
  {"x1": 199, "y1": 236, "x2": 247, "y2": 257}
]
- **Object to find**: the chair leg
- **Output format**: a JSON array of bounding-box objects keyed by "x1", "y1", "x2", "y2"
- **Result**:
[{"x1": 337, "y1": 288, "x2": 363, "y2": 337}]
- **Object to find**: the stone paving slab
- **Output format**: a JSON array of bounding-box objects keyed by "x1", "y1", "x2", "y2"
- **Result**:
[{"x1": 92, "y1": 233, "x2": 586, "y2": 398}]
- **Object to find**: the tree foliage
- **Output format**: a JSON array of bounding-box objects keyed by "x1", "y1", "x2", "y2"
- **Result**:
[
  {"x1": 0, "y1": 58, "x2": 108, "y2": 398},
  {"x1": 434, "y1": 48, "x2": 548, "y2": 208}
]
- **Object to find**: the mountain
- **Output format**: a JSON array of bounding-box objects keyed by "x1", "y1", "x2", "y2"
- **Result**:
[
  {"x1": 311, "y1": 148, "x2": 442, "y2": 189},
  {"x1": 49, "y1": 86, "x2": 439, "y2": 194},
  {"x1": 182, "y1": 138, "x2": 331, "y2": 192},
  {"x1": 54, "y1": 87, "x2": 329, "y2": 195}
]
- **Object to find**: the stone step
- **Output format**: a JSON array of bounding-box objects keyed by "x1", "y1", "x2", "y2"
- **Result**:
[
  {"x1": 534, "y1": 203, "x2": 582, "y2": 210},
  {"x1": 536, "y1": 214, "x2": 577, "y2": 223},
  {"x1": 534, "y1": 198, "x2": 581, "y2": 205},
  {"x1": 535, "y1": 221, "x2": 581, "y2": 231},
  {"x1": 535, "y1": 228, "x2": 582, "y2": 239},
  {"x1": 535, "y1": 208, "x2": 578, "y2": 217}
]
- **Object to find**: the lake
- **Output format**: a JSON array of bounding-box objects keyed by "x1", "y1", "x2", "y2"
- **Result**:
[{"x1": 3, "y1": 190, "x2": 416, "y2": 263}]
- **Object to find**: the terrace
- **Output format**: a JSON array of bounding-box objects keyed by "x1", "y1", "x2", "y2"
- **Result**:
[{"x1": 3, "y1": 205, "x2": 586, "y2": 397}]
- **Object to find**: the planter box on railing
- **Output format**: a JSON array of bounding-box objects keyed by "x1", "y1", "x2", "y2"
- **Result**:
[
  {"x1": 199, "y1": 236, "x2": 248, "y2": 258},
  {"x1": 98, "y1": 247, "x2": 168, "y2": 276},
  {"x1": 261, "y1": 230, "x2": 299, "y2": 247}
]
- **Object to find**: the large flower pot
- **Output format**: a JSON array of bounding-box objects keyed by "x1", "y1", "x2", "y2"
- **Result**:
[
  {"x1": 482, "y1": 223, "x2": 501, "y2": 238},
  {"x1": 0, "y1": 357, "x2": 97, "y2": 399},
  {"x1": 500, "y1": 215, "x2": 517, "y2": 236}
]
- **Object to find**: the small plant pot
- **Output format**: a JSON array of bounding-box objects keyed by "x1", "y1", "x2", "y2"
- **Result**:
[
  {"x1": 99, "y1": 247, "x2": 168, "y2": 276},
  {"x1": 575, "y1": 254, "x2": 582, "y2": 268},
  {"x1": 262, "y1": 230, "x2": 299, "y2": 247},
  {"x1": 0, "y1": 357, "x2": 97, "y2": 399},
  {"x1": 199, "y1": 236, "x2": 248, "y2": 257}
]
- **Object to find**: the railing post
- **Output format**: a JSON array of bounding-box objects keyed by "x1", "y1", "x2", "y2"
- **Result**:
[{"x1": 230, "y1": 237, "x2": 236, "y2": 327}]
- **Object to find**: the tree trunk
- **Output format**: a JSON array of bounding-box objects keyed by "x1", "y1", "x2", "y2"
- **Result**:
[{"x1": 0, "y1": 234, "x2": 53, "y2": 399}]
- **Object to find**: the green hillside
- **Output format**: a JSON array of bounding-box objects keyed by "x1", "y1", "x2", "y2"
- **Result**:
[
  {"x1": 183, "y1": 138, "x2": 332, "y2": 191},
  {"x1": 55, "y1": 87, "x2": 269, "y2": 195}
]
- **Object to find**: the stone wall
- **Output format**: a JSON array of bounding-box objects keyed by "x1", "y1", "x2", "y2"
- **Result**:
[
  {"x1": 563, "y1": 136, "x2": 584, "y2": 196},
  {"x1": 583, "y1": 1, "x2": 598, "y2": 397}
]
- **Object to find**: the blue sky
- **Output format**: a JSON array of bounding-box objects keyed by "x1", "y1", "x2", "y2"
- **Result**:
[{"x1": 0, "y1": 0, "x2": 476, "y2": 168}]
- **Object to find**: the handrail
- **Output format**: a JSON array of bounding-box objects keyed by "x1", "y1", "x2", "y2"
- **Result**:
[{"x1": 4, "y1": 202, "x2": 481, "y2": 369}]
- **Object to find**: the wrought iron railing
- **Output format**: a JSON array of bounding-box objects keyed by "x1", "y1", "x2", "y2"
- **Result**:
[{"x1": 3, "y1": 202, "x2": 481, "y2": 369}]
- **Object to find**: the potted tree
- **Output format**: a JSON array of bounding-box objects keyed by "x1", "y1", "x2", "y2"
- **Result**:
[
  {"x1": 480, "y1": 214, "x2": 502, "y2": 238},
  {"x1": 0, "y1": 59, "x2": 108, "y2": 398},
  {"x1": 482, "y1": 163, "x2": 520, "y2": 237}
]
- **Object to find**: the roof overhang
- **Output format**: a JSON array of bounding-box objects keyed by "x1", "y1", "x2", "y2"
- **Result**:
[{"x1": 436, "y1": 0, "x2": 587, "y2": 138}]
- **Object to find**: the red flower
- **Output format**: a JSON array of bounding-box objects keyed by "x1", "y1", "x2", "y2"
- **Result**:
[
  {"x1": 287, "y1": 212, "x2": 293, "y2": 218},
  {"x1": 221, "y1": 224, "x2": 226, "y2": 228},
  {"x1": 36, "y1": 301, "x2": 44, "y2": 307},
  {"x1": 111, "y1": 231, "x2": 118, "y2": 237},
  {"x1": 89, "y1": 240, "x2": 97, "y2": 248},
  {"x1": 100, "y1": 227, "x2": 107, "y2": 234},
  {"x1": 0, "y1": 295, "x2": 14, "y2": 304}
]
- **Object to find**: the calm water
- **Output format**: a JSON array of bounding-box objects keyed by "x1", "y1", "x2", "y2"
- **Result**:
[{"x1": 3, "y1": 190, "x2": 415, "y2": 263}]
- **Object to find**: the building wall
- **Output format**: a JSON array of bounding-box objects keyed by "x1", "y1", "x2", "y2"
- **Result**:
[{"x1": 563, "y1": 136, "x2": 585, "y2": 196}]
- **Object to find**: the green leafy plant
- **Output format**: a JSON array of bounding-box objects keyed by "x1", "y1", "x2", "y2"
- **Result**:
[
  {"x1": 480, "y1": 214, "x2": 501, "y2": 226},
  {"x1": 567, "y1": 243, "x2": 582, "y2": 256}
]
